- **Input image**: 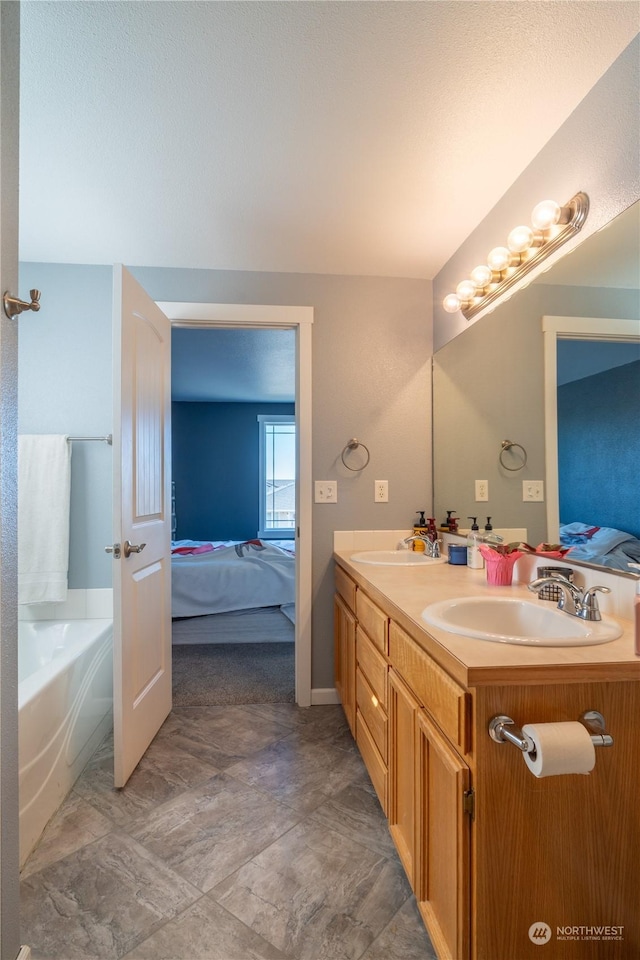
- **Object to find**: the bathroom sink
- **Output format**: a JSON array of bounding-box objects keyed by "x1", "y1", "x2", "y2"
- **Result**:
[
  {"x1": 421, "y1": 596, "x2": 622, "y2": 646},
  {"x1": 350, "y1": 550, "x2": 446, "y2": 566}
]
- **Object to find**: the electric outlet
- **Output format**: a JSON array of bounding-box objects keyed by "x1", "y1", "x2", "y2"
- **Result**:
[
  {"x1": 315, "y1": 480, "x2": 337, "y2": 503},
  {"x1": 475, "y1": 479, "x2": 489, "y2": 502},
  {"x1": 374, "y1": 480, "x2": 389, "y2": 502},
  {"x1": 522, "y1": 480, "x2": 544, "y2": 502}
]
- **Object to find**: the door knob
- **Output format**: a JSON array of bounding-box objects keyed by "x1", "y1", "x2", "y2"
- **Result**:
[
  {"x1": 123, "y1": 540, "x2": 146, "y2": 558},
  {"x1": 3, "y1": 289, "x2": 41, "y2": 318}
]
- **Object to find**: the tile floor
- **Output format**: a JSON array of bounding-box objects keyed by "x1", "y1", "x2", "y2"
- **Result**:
[{"x1": 20, "y1": 703, "x2": 437, "y2": 960}]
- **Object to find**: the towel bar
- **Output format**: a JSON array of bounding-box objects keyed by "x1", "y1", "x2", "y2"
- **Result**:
[{"x1": 67, "y1": 435, "x2": 113, "y2": 445}]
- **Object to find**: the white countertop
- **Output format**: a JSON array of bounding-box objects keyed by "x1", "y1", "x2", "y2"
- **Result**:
[{"x1": 334, "y1": 549, "x2": 639, "y2": 687}]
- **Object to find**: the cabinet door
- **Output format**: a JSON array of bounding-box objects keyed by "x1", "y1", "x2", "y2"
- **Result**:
[
  {"x1": 334, "y1": 593, "x2": 356, "y2": 735},
  {"x1": 416, "y1": 709, "x2": 471, "y2": 960},
  {"x1": 388, "y1": 668, "x2": 420, "y2": 890}
]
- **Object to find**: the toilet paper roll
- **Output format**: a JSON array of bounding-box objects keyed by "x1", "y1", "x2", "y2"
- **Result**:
[{"x1": 521, "y1": 722, "x2": 596, "y2": 778}]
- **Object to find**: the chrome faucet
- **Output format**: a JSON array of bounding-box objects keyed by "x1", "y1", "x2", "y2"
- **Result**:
[
  {"x1": 402, "y1": 534, "x2": 442, "y2": 559},
  {"x1": 528, "y1": 576, "x2": 610, "y2": 621}
]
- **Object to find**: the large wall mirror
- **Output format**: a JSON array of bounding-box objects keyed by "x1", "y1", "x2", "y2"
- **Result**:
[{"x1": 433, "y1": 199, "x2": 640, "y2": 575}]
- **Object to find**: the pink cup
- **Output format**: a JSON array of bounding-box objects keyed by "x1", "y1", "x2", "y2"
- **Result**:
[{"x1": 481, "y1": 550, "x2": 523, "y2": 586}]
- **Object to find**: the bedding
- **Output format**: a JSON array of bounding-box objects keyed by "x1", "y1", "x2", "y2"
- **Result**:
[
  {"x1": 171, "y1": 539, "x2": 295, "y2": 618},
  {"x1": 560, "y1": 522, "x2": 640, "y2": 571}
]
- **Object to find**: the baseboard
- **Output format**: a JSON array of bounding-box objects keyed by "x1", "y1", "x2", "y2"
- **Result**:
[{"x1": 311, "y1": 687, "x2": 340, "y2": 705}]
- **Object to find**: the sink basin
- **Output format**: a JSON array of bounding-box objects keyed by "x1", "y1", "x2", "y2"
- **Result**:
[
  {"x1": 350, "y1": 550, "x2": 446, "y2": 566},
  {"x1": 421, "y1": 596, "x2": 622, "y2": 646}
]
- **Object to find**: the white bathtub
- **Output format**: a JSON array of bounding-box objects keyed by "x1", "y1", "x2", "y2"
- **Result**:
[{"x1": 18, "y1": 618, "x2": 113, "y2": 867}]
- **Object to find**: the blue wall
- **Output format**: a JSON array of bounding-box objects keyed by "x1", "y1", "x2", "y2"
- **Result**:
[
  {"x1": 558, "y1": 359, "x2": 640, "y2": 537},
  {"x1": 172, "y1": 401, "x2": 295, "y2": 541}
]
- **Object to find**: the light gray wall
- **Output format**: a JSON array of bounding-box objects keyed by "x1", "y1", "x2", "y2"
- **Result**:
[
  {"x1": 16, "y1": 263, "x2": 432, "y2": 690},
  {"x1": 433, "y1": 35, "x2": 640, "y2": 350},
  {"x1": 433, "y1": 283, "x2": 640, "y2": 545},
  {"x1": 18, "y1": 262, "x2": 113, "y2": 589},
  {"x1": 132, "y1": 267, "x2": 433, "y2": 689}
]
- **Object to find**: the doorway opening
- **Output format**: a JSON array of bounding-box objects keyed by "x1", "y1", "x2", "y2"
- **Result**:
[{"x1": 159, "y1": 301, "x2": 313, "y2": 708}]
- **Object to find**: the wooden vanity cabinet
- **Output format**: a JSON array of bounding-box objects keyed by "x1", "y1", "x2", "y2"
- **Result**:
[
  {"x1": 335, "y1": 559, "x2": 640, "y2": 959},
  {"x1": 333, "y1": 571, "x2": 391, "y2": 813},
  {"x1": 388, "y1": 667, "x2": 419, "y2": 887},
  {"x1": 334, "y1": 594, "x2": 356, "y2": 736},
  {"x1": 388, "y1": 620, "x2": 471, "y2": 960},
  {"x1": 334, "y1": 567, "x2": 356, "y2": 736},
  {"x1": 415, "y1": 708, "x2": 471, "y2": 960},
  {"x1": 354, "y1": 590, "x2": 389, "y2": 814},
  {"x1": 334, "y1": 572, "x2": 472, "y2": 959}
]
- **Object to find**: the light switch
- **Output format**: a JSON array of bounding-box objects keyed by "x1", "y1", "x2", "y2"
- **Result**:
[
  {"x1": 315, "y1": 480, "x2": 337, "y2": 503},
  {"x1": 523, "y1": 480, "x2": 544, "y2": 502}
]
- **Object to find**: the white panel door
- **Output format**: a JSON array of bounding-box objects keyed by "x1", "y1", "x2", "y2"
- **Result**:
[{"x1": 112, "y1": 265, "x2": 172, "y2": 787}]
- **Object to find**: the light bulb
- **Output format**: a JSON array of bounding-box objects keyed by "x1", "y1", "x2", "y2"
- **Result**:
[
  {"x1": 531, "y1": 200, "x2": 561, "y2": 231},
  {"x1": 470, "y1": 264, "x2": 492, "y2": 288},
  {"x1": 455, "y1": 280, "x2": 477, "y2": 302},
  {"x1": 507, "y1": 225, "x2": 534, "y2": 254},
  {"x1": 443, "y1": 293, "x2": 461, "y2": 313},
  {"x1": 487, "y1": 246, "x2": 511, "y2": 272}
]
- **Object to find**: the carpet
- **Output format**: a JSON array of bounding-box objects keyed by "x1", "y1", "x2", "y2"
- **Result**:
[
  {"x1": 172, "y1": 607, "x2": 294, "y2": 645},
  {"x1": 172, "y1": 642, "x2": 295, "y2": 706}
]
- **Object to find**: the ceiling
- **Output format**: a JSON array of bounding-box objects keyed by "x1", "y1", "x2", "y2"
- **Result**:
[
  {"x1": 19, "y1": 2, "x2": 638, "y2": 280},
  {"x1": 172, "y1": 199, "x2": 639, "y2": 403},
  {"x1": 172, "y1": 327, "x2": 295, "y2": 402}
]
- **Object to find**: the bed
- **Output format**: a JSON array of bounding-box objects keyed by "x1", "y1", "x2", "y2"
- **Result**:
[
  {"x1": 560, "y1": 522, "x2": 640, "y2": 572},
  {"x1": 171, "y1": 539, "x2": 296, "y2": 619}
]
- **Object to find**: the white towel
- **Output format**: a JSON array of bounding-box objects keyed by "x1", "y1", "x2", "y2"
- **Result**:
[{"x1": 18, "y1": 435, "x2": 72, "y2": 604}]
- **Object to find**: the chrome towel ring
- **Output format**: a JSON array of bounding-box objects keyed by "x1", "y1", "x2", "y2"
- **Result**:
[
  {"x1": 499, "y1": 439, "x2": 527, "y2": 471},
  {"x1": 341, "y1": 438, "x2": 371, "y2": 471}
]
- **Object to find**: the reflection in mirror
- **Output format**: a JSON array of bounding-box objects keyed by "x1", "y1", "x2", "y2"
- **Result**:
[
  {"x1": 433, "y1": 200, "x2": 640, "y2": 577},
  {"x1": 543, "y1": 315, "x2": 640, "y2": 571}
]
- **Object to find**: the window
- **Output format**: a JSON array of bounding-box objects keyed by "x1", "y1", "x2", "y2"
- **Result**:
[{"x1": 258, "y1": 415, "x2": 296, "y2": 538}]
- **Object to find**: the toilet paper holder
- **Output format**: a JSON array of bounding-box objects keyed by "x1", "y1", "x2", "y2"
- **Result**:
[{"x1": 488, "y1": 710, "x2": 614, "y2": 752}]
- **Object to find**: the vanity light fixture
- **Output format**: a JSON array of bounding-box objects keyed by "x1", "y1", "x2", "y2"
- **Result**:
[{"x1": 443, "y1": 192, "x2": 589, "y2": 320}]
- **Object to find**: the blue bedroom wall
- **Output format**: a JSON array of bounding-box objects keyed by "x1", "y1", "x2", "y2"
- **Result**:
[
  {"x1": 172, "y1": 401, "x2": 295, "y2": 541},
  {"x1": 558, "y1": 358, "x2": 640, "y2": 538}
]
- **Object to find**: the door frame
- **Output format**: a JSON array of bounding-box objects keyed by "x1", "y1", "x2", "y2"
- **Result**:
[
  {"x1": 542, "y1": 314, "x2": 640, "y2": 541},
  {"x1": 158, "y1": 301, "x2": 313, "y2": 707}
]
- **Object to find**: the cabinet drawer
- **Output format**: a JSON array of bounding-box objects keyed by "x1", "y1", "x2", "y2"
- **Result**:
[
  {"x1": 356, "y1": 626, "x2": 388, "y2": 708},
  {"x1": 335, "y1": 564, "x2": 356, "y2": 611},
  {"x1": 389, "y1": 621, "x2": 469, "y2": 754},
  {"x1": 356, "y1": 589, "x2": 388, "y2": 654},
  {"x1": 356, "y1": 667, "x2": 388, "y2": 762},
  {"x1": 356, "y1": 709, "x2": 387, "y2": 814}
]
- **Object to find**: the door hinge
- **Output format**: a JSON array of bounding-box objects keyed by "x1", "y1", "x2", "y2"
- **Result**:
[{"x1": 463, "y1": 787, "x2": 475, "y2": 820}]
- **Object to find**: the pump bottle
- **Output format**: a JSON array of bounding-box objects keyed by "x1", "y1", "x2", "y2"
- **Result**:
[
  {"x1": 467, "y1": 517, "x2": 484, "y2": 569},
  {"x1": 413, "y1": 511, "x2": 428, "y2": 552}
]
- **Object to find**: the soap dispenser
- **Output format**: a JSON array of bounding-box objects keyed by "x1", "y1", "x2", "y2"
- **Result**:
[
  {"x1": 440, "y1": 510, "x2": 458, "y2": 533},
  {"x1": 413, "y1": 511, "x2": 428, "y2": 552},
  {"x1": 467, "y1": 517, "x2": 484, "y2": 569}
]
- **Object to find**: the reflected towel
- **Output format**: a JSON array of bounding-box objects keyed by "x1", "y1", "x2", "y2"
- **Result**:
[{"x1": 18, "y1": 435, "x2": 71, "y2": 604}]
